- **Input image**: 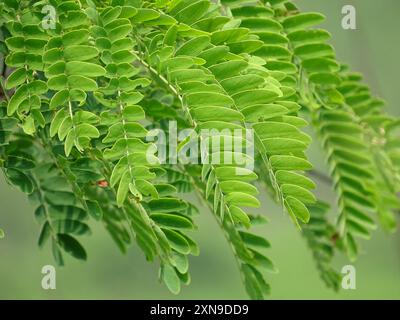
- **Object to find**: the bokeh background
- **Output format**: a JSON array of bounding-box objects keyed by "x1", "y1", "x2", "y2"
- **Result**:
[{"x1": 1, "y1": 0, "x2": 400, "y2": 299}]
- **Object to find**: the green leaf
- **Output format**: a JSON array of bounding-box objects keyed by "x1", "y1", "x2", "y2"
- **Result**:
[
  {"x1": 104, "y1": 138, "x2": 155, "y2": 160},
  {"x1": 103, "y1": 122, "x2": 147, "y2": 143},
  {"x1": 294, "y1": 43, "x2": 334, "y2": 60},
  {"x1": 170, "y1": 69, "x2": 213, "y2": 82},
  {"x1": 251, "y1": 250, "x2": 277, "y2": 273},
  {"x1": 50, "y1": 108, "x2": 68, "y2": 137},
  {"x1": 253, "y1": 122, "x2": 311, "y2": 144},
  {"x1": 209, "y1": 60, "x2": 248, "y2": 80},
  {"x1": 225, "y1": 192, "x2": 260, "y2": 208},
  {"x1": 48, "y1": 206, "x2": 88, "y2": 221},
  {"x1": 123, "y1": 105, "x2": 145, "y2": 121},
  {"x1": 309, "y1": 72, "x2": 341, "y2": 85},
  {"x1": 5, "y1": 68, "x2": 27, "y2": 89},
  {"x1": 52, "y1": 240, "x2": 64, "y2": 266},
  {"x1": 6, "y1": 155, "x2": 35, "y2": 169},
  {"x1": 86, "y1": 200, "x2": 103, "y2": 220},
  {"x1": 215, "y1": 167, "x2": 258, "y2": 182},
  {"x1": 233, "y1": 89, "x2": 280, "y2": 107},
  {"x1": 172, "y1": 252, "x2": 189, "y2": 274},
  {"x1": 229, "y1": 40, "x2": 264, "y2": 54},
  {"x1": 176, "y1": 35, "x2": 210, "y2": 56},
  {"x1": 276, "y1": 170, "x2": 316, "y2": 190},
  {"x1": 281, "y1": 184, "x2": 316, "y2": 204},
  {"x1": 7, "y1": 84, "x2": 27, "y2": 115},
  {"x1": 220, "y1": 181, "x2": 259, "y2": 195},
  {"x1": 163, "y1": 228, "x2": 191, "y2": 254},
  {"x1": 239, "y1": 231, "x2": 271, "y2": 249},
  {"x1": 156, "y1": 184, "x2": 177, "y2": 197},
  {"x1": 182, "y1": 233, "x2": 200, "y2": 256},
  {"x1": 241, "y1": 18, "x2": 282, "y2": 32},
  {"x1": 62, "y1": 29, "x2": 90, "y2": 46},
  {"x1": 174, "y1": 1, "x2": 210, "y2": 25},
  {"x1": 287, "y1": 29, "x2": 331, "y2": 46},
  {"x1": 270, "y1": 155, "x2": 313, "y2": 171},
  {"x1": 192, "y1": 106, "x2": 243, "y2": 122},
  {"x1": 242, "y1": 264, "x2": 269, "y2": 299},
  {"x1": 342, "y1": 190, "x2": 375, "y2": 210},
  {"x1": 6, "y1": 168, "x2": 34, "y2": 194},
  {"x1": 164, "y1": 24, "x2": 178, "y2": 46},
  {"x1": 185, "y1": 92, "x2": 233, "y2": 107},
  {"x1": 148, "y1": 198, "x2": 188, "y2": 213},
  {"x1": 65, "y1": 61, "x2": 106, "y2": 77},
  {"x1": 58, "y1": 116, "x2": 72, "y2": 141},
  {"x1": 117, "y1": 171, "x2": 131, "y2": 207},
  {"x1": 133, "y1": 8, "x2": 160, "y2": 23},
  {"x1": 68, "y1": 75, "x2": 98, "y2": 91},
  {"x1": 255, "y1": 45, "x2": 291, "y2": 60},
  {"x1": 263, "y1": 138, "x2": 308, "y2": 154},
  {"x1": 231, "y1": 5, "x2": 273, "y2": 18},
  {"x1": 38, "y1": 222, "x2": 52, "y2": 247},
  {"x1": 205, "y1": 170, "x2": 216, "y2": 199},
  {"x1": 221, "y1": 74, "x2": 265, "y2": 95},
  {"x1": 229, "y1": 205, "x2": 251, "y2": 228},
  {"x1": 344, "y1": 206, "x2": 376, "y2": 229},
  {"x1": 76, "y1": 123, "x2": 100, "y2": 138},
  {"x1": 347, "y1": 219, "x2": 371, "y2": 240},
  {"x1": 53, "y1": 219, "x2": 91, "y2": 235},
  {"x1": 285, "y1": 196, "x2": 310, "y2": 224},
  {"x1": 45, "y1": 191, "x2": 76, "y2": 206},
  {"x1": 136, "y1": 179, "x2": 159, "y2": 198},
  {"x1": 302, "y1": 58, "x2": 340, "y2": 73},
  {"x1": 64, "y1": 130, "x2": 75, "y2": 156},
  {"x1": 282, "y1": 13, "x2": 325, "y2": 32},
  {"x1": 211, "y1": 28, "x2": 249, "y2": 45},
  {"x1": 345, "y1": 233, "x2": 358, "y2": 262},
  {"x1": 74, "y1": 110, "x2": 99, "y2": 124},
  {"x1": 57, "y1": 234, "x2": 87, "y2": 260},
  {"x1": 242, "y1": 104, "x2": 289, "y2": 122},
  {"x1": 64, "y1": 45, "x2": 99, "y2": 61},
  {"x1": 21, "y1": 115, "x2": 36, "y2": 135},
  {"x1": 161, "y1": 264, "x2": 180, "y2": 295},
  {"x1": 256, "y1": 31, "x2": 288, "y2": 44},
  {"x1": 151, "y1": 213, "x2": 194, "y2": 230},
  {"x1": 48, "y1": 75, "x2": 68, "y2": 91}
]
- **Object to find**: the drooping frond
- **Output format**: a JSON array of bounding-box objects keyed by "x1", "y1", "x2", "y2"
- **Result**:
[{"x1": 222, "y1": 0, "x2": 399, "y2": 261}]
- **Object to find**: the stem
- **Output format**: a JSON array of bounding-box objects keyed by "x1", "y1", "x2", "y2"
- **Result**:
[
  {"x1": 0, "y1": 77, "x2": 10, "y2": 102},
  {"x1": 31, "y1": 172, "x2": 58, "y2": 242}
]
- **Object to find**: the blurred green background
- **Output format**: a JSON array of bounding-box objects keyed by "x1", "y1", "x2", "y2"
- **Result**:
[{"x1": 1, "y1": 0, "x2": 400, "y2": 299}]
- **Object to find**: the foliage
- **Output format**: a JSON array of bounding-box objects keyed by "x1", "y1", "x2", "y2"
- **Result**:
[{"x1": 0, "y1": 0, "x2": 399, "y2": 299}]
